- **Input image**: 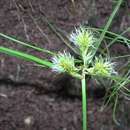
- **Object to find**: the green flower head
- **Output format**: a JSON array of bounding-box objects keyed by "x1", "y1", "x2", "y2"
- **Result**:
[
  {"x1": 69, "y1": 26, "x2": 95, "y2": 54},
  {"x1": 87, "y1": 56, "x2": 116, "y2": 77},
  {"x1": 51, "y1": 51, "x2": 78, "y2": 75}
]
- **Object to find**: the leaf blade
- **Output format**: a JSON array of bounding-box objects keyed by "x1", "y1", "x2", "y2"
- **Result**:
[
  {"x1": 0, "y1": 46, "x2": 53, "y2": 68},
  {"x1": 0, "y1": 33, "x2": 55, "y2": 55}
]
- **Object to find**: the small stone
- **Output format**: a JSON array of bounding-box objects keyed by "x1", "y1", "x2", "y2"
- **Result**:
[
  {"x1": 24, "y1": 116, "x2": 34, "y2": 126},
  {"x1": 0, "y1": 93, "x2": 8, "y2": 98}
]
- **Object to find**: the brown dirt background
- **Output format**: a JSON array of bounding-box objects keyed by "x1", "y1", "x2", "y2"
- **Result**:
[{"x1": 0, "y1": 0, "x2": 130, "y2": 130}]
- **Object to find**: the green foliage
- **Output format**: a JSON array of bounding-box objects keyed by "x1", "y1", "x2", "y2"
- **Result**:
[
  {"x1": 0, "y1": 33, "x2": 55, "y2": 55},
  {"x1": 87, "y1": 56, "x2": 116, "y2": 77},
  {"x1": 51, "y1": 51, "x2": 81, "y2": 78},
  {"x1": 0, "y1": 47, "x2": 52, "y2": 68},
  {"x1": 52, "y1": 26, "x2": 116, "y2": 79},
  {"x1": 0, "y1": 0, "x2": 129, "y2": 130},
  {"x1": 51, "y1": 26, "x2": 116, "y2": 130},
  {"x1": 69, "y1": 27, "x2": 96, "y2": 56}
]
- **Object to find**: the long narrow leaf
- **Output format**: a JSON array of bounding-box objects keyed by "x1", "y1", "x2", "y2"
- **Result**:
[
  {"x1": 41, "y1": 16, "x2": 79, "y2": 55},
  {"x1": 87, "y1": 27, "x2": 130, "y2": 45},
  {"x1": 0, "y1": 46, "x2": 53, "y2": 68},
  {"x1": 0, "y1": 33, "x2": 55, "y2": 55},
  {"x1": 90, "y1": 0, "x2": 123, "y2": 61}
]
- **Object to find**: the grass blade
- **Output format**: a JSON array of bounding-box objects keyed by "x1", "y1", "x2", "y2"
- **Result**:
[
  {"x1": 107, "y1": 27, "x2": 130, "y2": 47},
  {"x1": 0, "y1": 33, "x2": 55, "y2": 55},
  {"x1": 113, "y1": 94, "x2": 120, "y2": 126},
  {"x1": 0, "y1": 46, "x2": 53, "y2": 68},
  {"x1": 90, "y1": 0, "x2": 123, "y2": 61},
  {"x1": 40, "y1": 16, "x2": 79, "y2": 55},
  {"x1": 87, "y1": 27, "x2": 130, "y2": 45}
]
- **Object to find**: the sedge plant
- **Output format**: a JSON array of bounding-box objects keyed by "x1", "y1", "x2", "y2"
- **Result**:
[
  {"x1": 0, "y1": 26, "x2": 117, "y2": 130},
  {"x1": 0, "y1": 0, "x2": 130, "y2": 129}
]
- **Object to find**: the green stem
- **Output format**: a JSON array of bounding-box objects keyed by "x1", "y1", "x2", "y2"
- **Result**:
[{"x1": 81, "y1": 75, "x2": 87, "y2": 130}]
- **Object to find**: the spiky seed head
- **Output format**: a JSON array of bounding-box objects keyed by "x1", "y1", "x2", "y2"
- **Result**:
[
  {"x1": 87, "y1": 56, "x2": 116, "y2": 77},
  {"x1": 51, "y1": 51, "x2": 78, "y2": 75},
  {"x1": 69, "y1": 26, "x2": 95, "y2": 54}
]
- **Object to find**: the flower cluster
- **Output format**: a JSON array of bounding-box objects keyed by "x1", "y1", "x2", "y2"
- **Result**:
[
  {"x1": 51, "y1": 52, "x2": 79, "y2": 76},
  {"x1": 69, "y1": 26, "x2": 95, "y2": 55},
  {"x1": 87, "y1": 56, "x2": 116, "y2": 77},
  {"x1": 51, "y1": 26, "x2": 116, "y2": 78}
]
